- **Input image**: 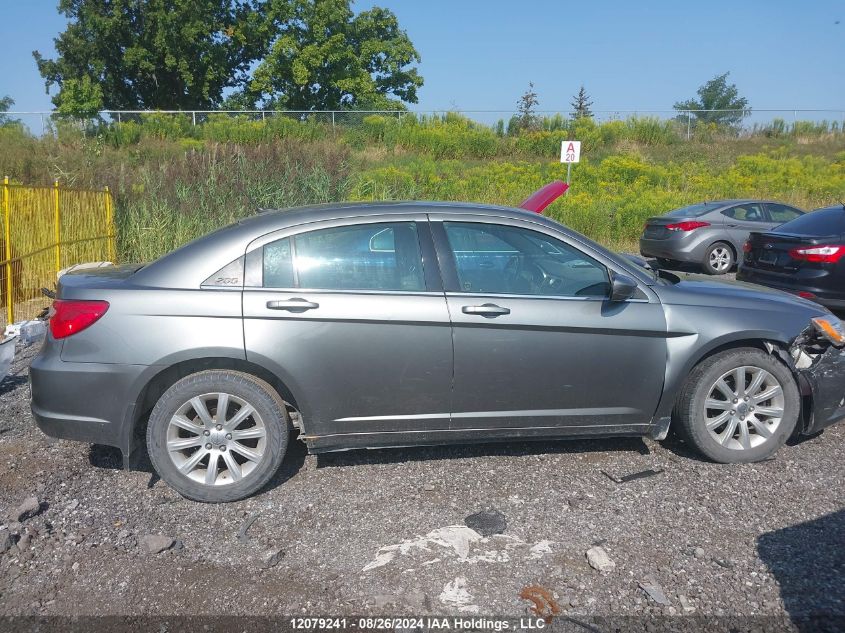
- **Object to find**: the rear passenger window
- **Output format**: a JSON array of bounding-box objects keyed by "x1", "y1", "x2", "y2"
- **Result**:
[
  {"x1": 767, "y1": 204, "x2": 802, "y2": 223},
  {"x1": 263, "y1": 222, "x2": 425, "y2": 291},
  {"x1": 723, "y1": 204, "x2": 765, "y2": 222},
  {"x1": 263, "y1": 238, "x2": 294, "y2": 288}
]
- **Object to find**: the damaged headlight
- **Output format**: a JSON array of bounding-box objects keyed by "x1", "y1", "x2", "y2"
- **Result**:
[{"x1": 811, "y1": 316, "x2": 845, "y2": 347}]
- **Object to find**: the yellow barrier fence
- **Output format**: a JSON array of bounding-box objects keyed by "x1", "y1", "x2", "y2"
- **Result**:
[{"x1": 1, "y1": 178, "x2": 115, "y2": 327}]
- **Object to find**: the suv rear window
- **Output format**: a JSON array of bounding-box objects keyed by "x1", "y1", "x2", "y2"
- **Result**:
[
  {"x1": 666, "y1": 203, "x2": 717, "y2": 218},
  {"x1": 774, "y1": 206, "x2": 845, "y2": 236}
]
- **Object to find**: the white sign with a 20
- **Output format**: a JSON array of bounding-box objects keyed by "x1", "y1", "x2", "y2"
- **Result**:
[{"x1": 560, "y1": 140, "x2": 581, "y2": 163}]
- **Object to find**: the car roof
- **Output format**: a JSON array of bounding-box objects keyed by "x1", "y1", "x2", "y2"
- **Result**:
[
  {"x1": 689, "y1": 199, "x2": 778, "y2": 207},
  {"x1": 237, "y1": 200, "x2": 548, "y2": 232}
]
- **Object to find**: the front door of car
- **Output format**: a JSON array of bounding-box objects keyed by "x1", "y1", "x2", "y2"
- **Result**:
[
  {"x1": 722, "y1": 203, "x2": 775, "y2": 252},
  {"x1": 242, "y1": 216, "x2": 453, "y2": 439},
  {"x1": 430, "y1": 215, "x2": 668, "y2": 434}
]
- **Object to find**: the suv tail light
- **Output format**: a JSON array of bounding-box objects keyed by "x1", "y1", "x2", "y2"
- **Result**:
[
  {"x1": 743, "y1": 240, "x2": 752, "y2": 253},
  {"x1": 788, "y1": 245, "x2": 845, "y2": 264},
  {"x1": 665, "y1": 221, "x2": 710, "y2": 232},
  {"x1": 49, "y1": 300, "x2": 109, "y2": 339}
]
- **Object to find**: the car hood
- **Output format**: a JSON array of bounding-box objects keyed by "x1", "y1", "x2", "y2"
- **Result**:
[{"x1": 654, "y1": 275, "x2": 829, "y2": 315}]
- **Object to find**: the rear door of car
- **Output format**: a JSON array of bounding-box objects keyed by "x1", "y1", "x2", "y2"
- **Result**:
[
  {"x1": 430, "y1": 213, "x2": 668, "y2": 435},
  {"x1": 722, "y1": 203, "x2": 773, "y2": 253},
  {"x1": 242, "y1": 214, "x2": 453, "y2": 440}
]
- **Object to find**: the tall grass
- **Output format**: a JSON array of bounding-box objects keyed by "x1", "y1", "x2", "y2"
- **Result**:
[
  {"x1": 115, "y1": 141, "x2": 350, "y2": 261},
  {"x1": 350, "y1": 152, "x2": 845, "y2": 251},
  {"x1": 0, "y1": 115, "x2": 843, "y2": 261}
]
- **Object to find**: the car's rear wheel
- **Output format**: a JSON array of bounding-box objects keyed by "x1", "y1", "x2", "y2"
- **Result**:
[
  {"x1": 703, "y1": 242, "x2": 734, "y2": 275},
  {"x1": 673, "y1": 348, "x2": 799, "y2": 463},
  {"x1": 146, "y1": 370, "x2": 288, "y2": 503}
]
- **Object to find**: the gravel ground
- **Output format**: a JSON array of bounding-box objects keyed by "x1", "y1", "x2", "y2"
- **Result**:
[{"x1": 0, "y1": 266, "x2": 843, "y2": 630}]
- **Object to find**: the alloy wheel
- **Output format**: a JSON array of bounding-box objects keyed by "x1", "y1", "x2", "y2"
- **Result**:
[
  {"x1": 709, "y1": 246, "x2": 732, "y2": 272},
  {"x1": 166, "y1": 392, "x2": 267, "y2": 486},
  {"x1": 703, "y1": 366, "x2": 785, "y2": 450}
]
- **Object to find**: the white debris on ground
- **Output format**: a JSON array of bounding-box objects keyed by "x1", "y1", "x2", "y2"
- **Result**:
[
  {"x1": 438, "y1": 577, "x2": 479, "y2": 613},
  {"x1": 1, "y1": 320, "x2": 46, "y2": 382},
  {"x1": 0, "y1": 334, "x2": 16, "y2": 381},
  {"x1": 362, "y1": 525, "x2": 556, "y2": 572}
]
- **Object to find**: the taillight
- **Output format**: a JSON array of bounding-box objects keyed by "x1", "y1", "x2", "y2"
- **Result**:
[
  {"x1": 49, "y1": 300, "x2": 109, "y2": 339},
  {"x1": 665, "y1": 221, "x2": 710, "y2": 232},
  {"x1": 788, "y1": 245, "x2": 845, "y2": 264},
  {"x1": 743, "y1": 241, "x2": 752, "y2": 253}
]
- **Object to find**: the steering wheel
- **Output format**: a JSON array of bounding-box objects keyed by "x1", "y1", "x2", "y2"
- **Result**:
[{"x1": 504, "y1": 256, "x2": 546, "y2": 294}]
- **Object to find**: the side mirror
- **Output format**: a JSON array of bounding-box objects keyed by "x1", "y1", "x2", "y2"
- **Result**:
[{"x1": 610, "y1": 273, "x2": 639, "y2": 302}]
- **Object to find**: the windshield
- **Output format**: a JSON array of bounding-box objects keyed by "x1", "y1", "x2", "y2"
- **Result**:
[
  {"x1": 774, "y1": 206, "x2": 845, "y2": 236},
  {"x1": 665, "y1": 203, "x2": 718, "y2": 218}
]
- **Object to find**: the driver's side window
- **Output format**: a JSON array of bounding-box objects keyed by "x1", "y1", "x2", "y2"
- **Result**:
[{"x1": 443, "y1": 222, "x2": 609, "y2": 298}]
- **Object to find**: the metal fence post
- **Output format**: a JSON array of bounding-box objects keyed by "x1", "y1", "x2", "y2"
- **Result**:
[
  {"x1": 53, "y1": 180, "x2": 61, "y2": 273},
  {"x1": 3, "y1": 177, "x2": 12, "y2": 324},
  {"x1": 331, "y1": 111, "x2": 335, "y2": 129},
  {"x1": 687, "y1": 111, "x2": 692, "y2": 140},
  {"x1": 104, "y1": 186, "x2": 115, "y2": 262}
]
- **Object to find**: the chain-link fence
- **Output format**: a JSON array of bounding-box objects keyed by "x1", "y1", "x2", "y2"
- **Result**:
[{"x1": 5, "y1": 109, "x2": 845, "y2": 139}]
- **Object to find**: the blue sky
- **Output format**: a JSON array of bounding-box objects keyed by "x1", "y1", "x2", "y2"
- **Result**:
[{"x1": 1, "y1": 0, "x2": 843, "y2": 119}]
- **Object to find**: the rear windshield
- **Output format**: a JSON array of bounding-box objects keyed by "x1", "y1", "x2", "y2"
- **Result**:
[
  {"x1": 774, "y1": 206, "x2": 845, "y2": 236},
  {"x1": 666, "y1": 203, "x2": 717, "y2": 218}
]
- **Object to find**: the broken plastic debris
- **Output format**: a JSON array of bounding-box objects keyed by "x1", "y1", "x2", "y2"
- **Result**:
[
  {"x1": 237, "y1": 513, "x2": 261, "y2": 543},
  {"x1": 0, "y1": 335, "x2": 15, "y2": 382},
  {"x1": 639, "y1": 575, "x2": 671, "y2": 605},
  {"x1": 602, "y1": 468, "x2": 664, "y2": 484},
  {"x1": 464, "y1": 509, "x2": 507, "y2": 536}
]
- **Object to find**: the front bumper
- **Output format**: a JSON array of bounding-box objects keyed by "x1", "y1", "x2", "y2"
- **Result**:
[
  {"x1": 798, "y1": 345, "x2": 845, "y2": 435},
  {"x1": 30, "y1": 340, "x2": 148, "y2": 453}
]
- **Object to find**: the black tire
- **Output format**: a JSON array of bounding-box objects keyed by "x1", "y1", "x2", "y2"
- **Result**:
[
  {"x1": 673, "y1": 347, "x2": 799, "y2": 463},
  {"x1": 146, "y1": 370, "x2": 289, "y2": 503},
  {"x1": 702, "y1": 242, "x2": 734, "y2": 275}
]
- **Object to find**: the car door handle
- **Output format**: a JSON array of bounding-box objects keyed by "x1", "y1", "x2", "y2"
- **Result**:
[
  {"x1": 266, "y1": 298, "x2": 320, "y2": 312},
  {"x1": 462, "y1": 303, "x2": 510, "y2": 317}
]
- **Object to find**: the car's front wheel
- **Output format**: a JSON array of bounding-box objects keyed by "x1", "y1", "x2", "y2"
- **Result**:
[
  {"x1": 673, "y1": 348, "x2": 799, "y2": 463},
  {"x1": 146, "y1": 370, "x2": 288, "y2": 502}
]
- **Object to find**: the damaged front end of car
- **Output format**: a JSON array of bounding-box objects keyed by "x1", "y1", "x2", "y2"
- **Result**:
[{"x1": 779, "y1": 316, "x2": 845, "y2": 435}]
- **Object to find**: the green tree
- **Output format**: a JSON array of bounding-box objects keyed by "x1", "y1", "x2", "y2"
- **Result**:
[
  {"x1": 54, "y1": 76, "x2": 103, "y2": 118},
  {"x1": 34, "y1": 0, "x2": 271, "y2": 110},
  {"x1": 0, "y1": 96, "x2": 16, "y2": 125},
  {"x1": 515, "y1": 82, "x2": 539, "y2": 132},
  {"x1": 244, "y1": 0, "x2": 423, "y2": 110},
  {"x1": 674, "y1": 72, "x2": 750, "y2": 127},
  {"x1": 570, "y1": 85, "x2": 593, "y2": 119}
]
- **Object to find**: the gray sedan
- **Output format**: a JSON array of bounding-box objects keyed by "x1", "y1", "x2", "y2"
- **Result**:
[
  {"x1": 640, "y1": 200, "x2": 804, "y2": 274},
  {"x1": 30, "y1": 201, "x2": 845, "y2": 502}
]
